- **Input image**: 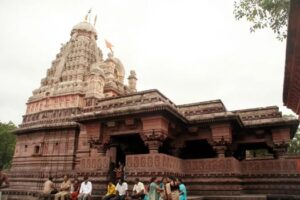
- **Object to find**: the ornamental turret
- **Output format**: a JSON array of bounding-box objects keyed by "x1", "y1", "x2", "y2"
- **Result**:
[{"x1": 128, "y1": 70, "x2": 137, "y2": 92}]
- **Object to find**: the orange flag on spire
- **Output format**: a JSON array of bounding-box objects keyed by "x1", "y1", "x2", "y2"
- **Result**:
[{"x1": 105, "y1": 39, "x2": 114, "y2": 50}]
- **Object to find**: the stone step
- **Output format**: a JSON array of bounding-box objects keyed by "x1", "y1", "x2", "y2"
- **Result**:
[{"x1": 189, "y1": 195, "x2": 300, "y2": 200}]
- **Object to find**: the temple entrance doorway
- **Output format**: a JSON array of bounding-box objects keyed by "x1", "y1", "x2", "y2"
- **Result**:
[
  {"x1": 108, "y1": 133, "x2": 148, "y2": 165},
  {"x1": 181, "y1": 139, "x2": 216, "y2": 159}
]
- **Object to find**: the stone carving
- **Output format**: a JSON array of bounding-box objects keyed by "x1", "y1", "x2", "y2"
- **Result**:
[
  {"x1": 79, "y1": 156, "x2": 110, "y2": 171},
  {"x1": 25, "y1": 21, "x2": 137, "y2": 119}
]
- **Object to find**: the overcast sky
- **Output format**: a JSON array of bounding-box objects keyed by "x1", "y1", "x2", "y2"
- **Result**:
[{"x1": 0, "y1": 0, "x2": 295, "y2": 125}]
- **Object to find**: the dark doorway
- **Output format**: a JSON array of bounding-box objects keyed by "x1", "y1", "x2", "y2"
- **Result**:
[
  {"x1": 159, "y1": 138, "x2": 172, "y2": 155},
  {"x1": 181, "y1": 139, "x2": 216, "y2": 159},
  {"x1": 111, "y1": 134, "x2": 149, "y2": 165}
]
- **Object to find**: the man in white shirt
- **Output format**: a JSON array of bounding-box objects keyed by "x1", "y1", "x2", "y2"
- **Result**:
[
  {"x1": 115, "y1": 178, "x2": 128, "y2": 200},
  {"x1": 42, "y1": 176, "x2": 56, "y2": 200},
  {"x1": 78, "y1": 176, "x2": 92, "y2": 200},
  {"x1": 132, "y1": 178, "x2": 145, "y2": 200}
]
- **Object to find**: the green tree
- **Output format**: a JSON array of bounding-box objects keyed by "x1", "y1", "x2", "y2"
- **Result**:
[
  {"x1": 233, "y1": 0, "x2": 290, "y2": 41},
  {"x1": 288, "y1": 128, "x2": 300, "y2": 154},
  {"x1": 0, "y1": 121, "x2": 16, "y2": 169}
]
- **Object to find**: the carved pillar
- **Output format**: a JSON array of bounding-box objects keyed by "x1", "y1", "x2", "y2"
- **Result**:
[
  {"x1": 271, "y1": 128, "x2": 291, "y2": 159},
  {"x1": 141, "y1": 116, "x2": 169, "y2": 154},
  {"x1": 213, "y1": 145, "x2": 227, "y2": 158},
  {"x1": 141, "y1": 129, "x2": 167, "y2": 154},
  {"x1": 210, "y1": 123, "x2": 232, "y2": 158},
  {"x1": 273, "y1": 144, "x2": 288, "y2": 159},
  {"x1": 106, "y1": 145, "x2": 117, "y2": 163},
  {"x1": 146, "y1": 140, "x2": 163, "y2": 153}
]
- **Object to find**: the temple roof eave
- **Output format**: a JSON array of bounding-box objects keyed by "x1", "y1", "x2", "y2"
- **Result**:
[
  {"x1": 185, "y1": 112, "x2": 243, "y2": 126},
  {"x1": 13, "y1": 122, "x2": 80, "y2": 135},
  {"x1": 242, "y1": 117, "x2": 299, "y2": 137},
  {"x1": 74, "y1": 104, "x2": 187, "y2": 124}
]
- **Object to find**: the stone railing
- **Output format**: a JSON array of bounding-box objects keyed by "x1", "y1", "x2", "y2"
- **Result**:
[
  {"x1": 126, "y1": 153, "x2": 182, "y2": 174},
  {"x1": 80, "y1": 156, "x2": 110, "y2": 171},
  {"x1": 184, "y1": 157, "x2": 241, "y2": 175},
  {"x1": 241, "y1": 158, "x2": 300, "y2": 175},
  {"x1": 126, "y1": 154, "x2": 300, "y2": 176}
]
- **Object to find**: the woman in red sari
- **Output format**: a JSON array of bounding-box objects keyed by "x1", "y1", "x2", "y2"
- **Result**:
[{"x1": 71, "y1": 178, "x2": 80, "y2": 200}]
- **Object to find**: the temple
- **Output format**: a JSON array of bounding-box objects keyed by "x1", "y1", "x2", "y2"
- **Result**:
[{"x1": 4, "y1": 16, "x2": 300, "y2": 199}]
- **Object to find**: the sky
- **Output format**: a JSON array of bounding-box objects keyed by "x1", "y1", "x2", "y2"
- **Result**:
[{"x1": 0, "y1": 0, "x2": 295, "y2": 125}]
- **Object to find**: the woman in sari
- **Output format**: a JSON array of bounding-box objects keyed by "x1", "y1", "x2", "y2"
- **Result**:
[
  {"x1": 178, "y1": 179, "x2": 186, "y2": 200},
  {"x1": 149, "y1": 177, "x2": 162, "y2": 200},
  {"x1": 168, "y1": 176, "x2": 179, "y2": 200}
]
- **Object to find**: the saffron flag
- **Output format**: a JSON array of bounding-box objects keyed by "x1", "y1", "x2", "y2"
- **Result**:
[{"x1": 105, "y1": 39, "x2": 114, "y2": 49}]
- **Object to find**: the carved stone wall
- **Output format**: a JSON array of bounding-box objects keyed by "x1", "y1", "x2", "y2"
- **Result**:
[
  {"x1": 12, "y1": 129, "x2": 77, "y2": 172},
  {"x1": 79, "y1": 156, "x2": 110, "y2": 171},
  {"x1": 126, "y1": 153, "x2": 182, "y2": 174}
]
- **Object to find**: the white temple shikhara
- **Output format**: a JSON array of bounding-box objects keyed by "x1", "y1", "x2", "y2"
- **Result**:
[{"x1": 27, "y1": 20, "x2": 137, "y2": 115}]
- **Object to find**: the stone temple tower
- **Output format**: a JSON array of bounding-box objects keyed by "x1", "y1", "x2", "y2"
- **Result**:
[
  {"x1": 24, "y1": 21, "x2": 137, "y2": 123},
  {"x1": 12, "y1": 20, "x2": 138, "y2": 178}
]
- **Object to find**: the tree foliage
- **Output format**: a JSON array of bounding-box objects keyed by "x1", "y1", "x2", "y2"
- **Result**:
[
  {"x1": 233, "y1": 0, "x2": 290, "y2": 41},
  {"x1": 0, "y1": 121, "x2": 16, "y2": 169},
  {"x1": 288, "y1": 128, "x2": 300, "y2": 154}
]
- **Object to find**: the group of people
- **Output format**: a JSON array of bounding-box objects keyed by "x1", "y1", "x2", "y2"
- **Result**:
[
  {"x1": 41, "y1": 175, "x2": 92, "y2": 200},
  {"x1": 42, "y1": 175, "x2": 187, "y2": 200},
  {"x1": 1, "y1": 162, "x2": 187, "y2": 200},
  {"x1": 103, "y1": 176, "x2": 187, "y2": 200},
  {"x1": 106, "y1": 162, "x2": 187, "y2": 200}
]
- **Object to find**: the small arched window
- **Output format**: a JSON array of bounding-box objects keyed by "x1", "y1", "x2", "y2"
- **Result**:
[{"x1": 34, "y1": 145, "x2": 40, "y2": 155}]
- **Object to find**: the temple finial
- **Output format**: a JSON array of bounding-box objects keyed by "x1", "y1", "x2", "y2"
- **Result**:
[
  {"x1": 84, "y1": 8, "x2": 92, "y2": 22},
  {"x1": 94, "y1": 15, "x2": 97, "y2": 26}
]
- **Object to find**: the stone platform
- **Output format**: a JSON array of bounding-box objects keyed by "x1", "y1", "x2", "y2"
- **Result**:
[{"x1": 3, "y1": 194, "x2": 300, "y2": 200}]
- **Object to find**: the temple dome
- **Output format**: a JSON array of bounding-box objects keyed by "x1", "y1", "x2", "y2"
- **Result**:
[{"x1": 72, "y1": 21, "x2": 97, "y2": 34}]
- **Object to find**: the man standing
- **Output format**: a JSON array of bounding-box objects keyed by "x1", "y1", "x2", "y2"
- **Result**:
[
  {"x1": 78, "y1": 176, "x2": 92, "y2": 200},
  {"x1": 115, "y1": 178, "x2": 128, "y2": 200},
  {"x1": 54, "y1": 175, "x2": 71, "y2": 200},
  {"x1": 132, "y1": 178, "x2": 145, "y2": 200}
]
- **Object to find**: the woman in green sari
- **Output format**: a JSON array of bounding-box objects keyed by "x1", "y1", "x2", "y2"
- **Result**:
[
  {"x1": 178, "y1": 179, "x2": 187, "y2": 200},
  {"x1": 149, "y1": 177, "x2": 162, "y2": 200}
]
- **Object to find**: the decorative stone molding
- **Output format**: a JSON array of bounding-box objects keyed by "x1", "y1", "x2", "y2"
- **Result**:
[{"x1": 140, "y1": 129, "x2": 167, "y2": 153}]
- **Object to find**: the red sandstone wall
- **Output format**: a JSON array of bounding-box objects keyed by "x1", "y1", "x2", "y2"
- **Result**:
[{"x1": 11, "y1": 129, "x2": 77, "y2": 172}]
